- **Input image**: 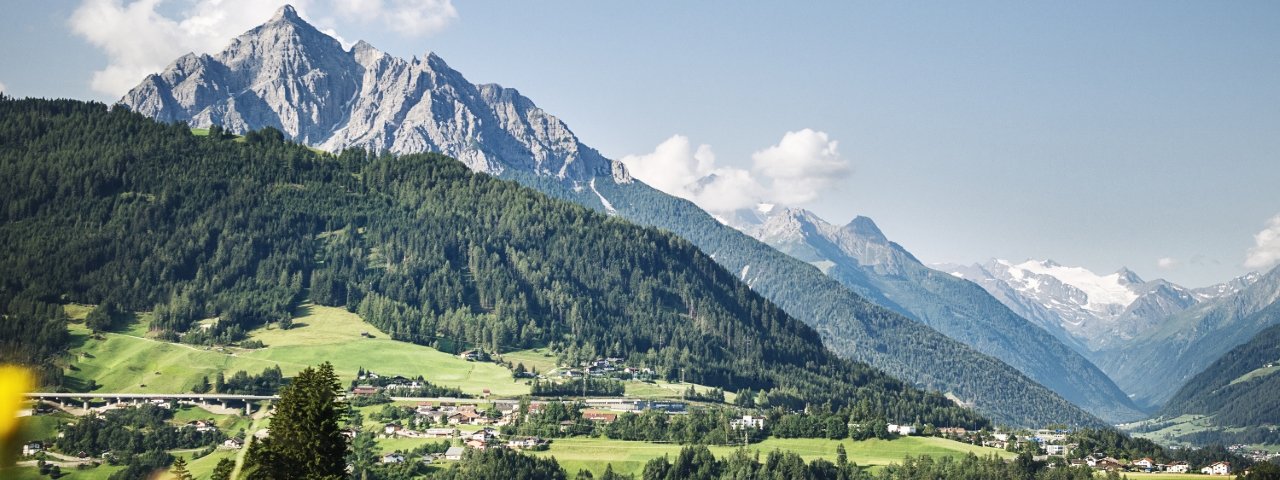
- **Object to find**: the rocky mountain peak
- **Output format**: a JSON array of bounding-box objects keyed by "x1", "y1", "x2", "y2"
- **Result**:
[
  {"x1": 271, "y1": 4, "x2": 302, "y2": 22},
  {"x1": 844, "y1": 216, "x2": 888, "y2": 244},
  {"x1": 1115, "y1": 267, "x2": 1144, "y2": 286},
  {"x1": 120, "y1": 6, "x2": 624, "y2": 187}
]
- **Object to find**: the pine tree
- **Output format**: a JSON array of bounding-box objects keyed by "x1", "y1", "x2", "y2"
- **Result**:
[
  {"x1": 210, "y1": 458, "x2": 234, "y2": 480},
  {"x1": 170, "y1": 455, "x2": 194, "y2": 480},
  {"x1": 243, "y1": 362, "x2": 348, "y2": 479}
]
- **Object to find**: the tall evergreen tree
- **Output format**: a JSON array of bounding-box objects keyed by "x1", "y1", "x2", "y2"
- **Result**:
[
  {"x1": 170, "y1": 456, "x2": 193, "y2": 480},
  {"x1": 243, "y1": 362, "x2": 347, "y2": 479}
]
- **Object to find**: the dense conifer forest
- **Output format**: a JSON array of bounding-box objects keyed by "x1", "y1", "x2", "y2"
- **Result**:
[{"x1": 0, "y1": 97, "x2": 984, "y2": 428}]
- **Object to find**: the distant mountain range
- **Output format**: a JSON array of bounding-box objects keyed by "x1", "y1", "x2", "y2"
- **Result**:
[
  {"x1": 118, "y1": 5, "x2": 1108, "y2": 427},
  {"x1": 943, "y1": 259, "x2": 1280, "y2": 408},
  {"x1": 726, "y1": 206, "x2": 1144, "y2": 422}
]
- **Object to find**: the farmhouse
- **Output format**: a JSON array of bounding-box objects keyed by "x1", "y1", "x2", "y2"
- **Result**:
[
  {"x1": 381, "y1": 453, "x2": 405, "y2": 464},
  {"x1": 1165, "y1": 461, "x2": 1190, "y2": 473},
  {"x1": 22, "y1": 442, "x2": 44, "y2": 456},
  {"x1": 1201, "y1": 461, "x2": 1231, "y2": 475},
  {"x1": 1132, "y1": 457, "x2": 1155, "y2": 471},
  {"x1": 383, "y1": 423, "x2": 403, "y2": 436},
  {"x1": 351, "y1": 385, "x2": 380, "y2": 396},
  {"x1": 222, "y1": 438, "x2": 243, "y2": 449}
]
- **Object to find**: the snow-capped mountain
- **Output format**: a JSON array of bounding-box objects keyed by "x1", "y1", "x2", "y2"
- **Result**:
[
  {"x1": 942, "y1": 260, "x2": 1260, "y2": 352},
  {"x1": 732, "y1": 206, "x2": 1145, "y2": 422},
  {"x1": 121, "y1": 5, "x2": 628, "y2": 184},
  {"x1": 944, "y1": 259, "x2": 1279, "y2": 407}
]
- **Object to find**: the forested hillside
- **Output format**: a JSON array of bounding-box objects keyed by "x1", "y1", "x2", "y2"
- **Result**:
[
  {"x1": 1161, "y1": 310, "x2": 1280, "y2": 429},
  {"x1": 0, "y1": 97, "x2": 984, "y2": 428}
]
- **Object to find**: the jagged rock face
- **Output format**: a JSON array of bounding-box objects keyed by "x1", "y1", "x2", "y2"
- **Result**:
[{"x1": 119, "y1": 5, "x2": 622, "y2": 183}]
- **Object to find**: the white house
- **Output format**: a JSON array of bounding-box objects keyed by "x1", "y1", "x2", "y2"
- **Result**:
[
  {"x1": 222, "y1": 438, "x2": 244, "y2": 449},
  {"x1": 1201, "y1": 461, "x2": 1231, "y2": 475},
  {"x1": 1133, "y1": 457, "x2": 1155, "y2": 471},
  {"x1": 887, "y1": 424, "x2": 917, "y2": 435},
  {"x1": 1045, "y1": 444, "x2": 1073, "y2": 456},
  {"x1": 381, "y1": 453, "x2": 405, "y2": 464},
  {"x1": 1166, "y1": 461, "x2": 1190, "y2": 473},
  {"x1": 730, "y1": 415, "x2": 766, "y2": 430},
  {"x1": 22, "y1": 442, "x2": 44, "y2": 456}
]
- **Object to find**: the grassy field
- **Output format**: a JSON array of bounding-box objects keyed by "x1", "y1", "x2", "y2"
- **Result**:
[
  {"x1": 1122, "y1": 414, "x2": 1243, "y2": 448},
  {"x1": 167, "y1": 449, "x2": 238, "y2": 480},
  {"x1": 532, "y1": 436, "x2": 1014, "y2": 477},
  {"x1": 624, "y1": 380, "x2": 738, "y2": 403},
  {"x1": 19, "y1": 413, "x2": 72, "y2": 444},
  {"x1": 1230, "y1": 363, "x2": 1280, "y2": 385},
  {"x1": 5, "y1": 464, "x2": 125, "y2": 479},
  {"x1": 501, "y1": 348, "x2": 560, "y2": 374},
  {"x1": 61, "y1": 303, "x2": 527, "y2": 397},
  {"x1": 170, "y1": 404, "x2": 253, "y2": 435},
  {"x1": 239, "y1": 303, "x2": 528, "y2": 396}
]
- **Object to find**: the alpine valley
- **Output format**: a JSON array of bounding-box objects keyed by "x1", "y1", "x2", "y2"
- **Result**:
[
  {"x1": 116, "y1": 5, "x2": 1126, "y2": 428},
  {"x1": 4, "y1": 4, "x2": 1278, "y2": 479}
]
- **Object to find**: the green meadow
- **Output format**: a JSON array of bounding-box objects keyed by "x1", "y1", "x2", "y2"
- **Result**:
[
  {"x1": 531, "y1": 436, "x2": 1015, "y2": 477},
  {"x1": 61, "y1": 303, "x2": 527, "y2": 397}
]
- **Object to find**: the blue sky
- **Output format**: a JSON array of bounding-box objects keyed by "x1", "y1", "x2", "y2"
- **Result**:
[{"x1": 2, "y1": 1, "x2": 1278, "y2": 287}]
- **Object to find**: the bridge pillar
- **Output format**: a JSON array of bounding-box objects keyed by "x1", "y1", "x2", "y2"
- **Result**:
[
  {"x1": 245, "y1": 402, "x2": 252, "y2": 415},
  {"x1": 221, "y1": 400, "x2": 227, "y2": 409},
  {"x1": 82, "y1": 400, "x2": 88, "y2": 410}
]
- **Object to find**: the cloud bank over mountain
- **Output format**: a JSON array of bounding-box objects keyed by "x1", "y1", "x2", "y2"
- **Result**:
[
  {"x1": 620, "y1": 129, "x2": 851, "y2": 216},
  {"x1": 1246, "y1": 214, "x2": 1280, "y2": 270}
]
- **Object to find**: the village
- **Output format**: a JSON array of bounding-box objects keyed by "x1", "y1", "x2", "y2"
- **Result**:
[{"x1": 15, "y1": 359, "x2": 1263, "y2": 477}]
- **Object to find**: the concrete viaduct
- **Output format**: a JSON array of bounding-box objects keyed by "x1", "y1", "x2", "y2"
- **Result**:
[{"x1": 26, "y1": 392, "x2": 278, "y2": 415}]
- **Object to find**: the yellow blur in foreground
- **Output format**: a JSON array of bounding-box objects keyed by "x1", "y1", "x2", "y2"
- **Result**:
[{"x1": 0, "y1": 364, "x2": 35, "y2": 468}]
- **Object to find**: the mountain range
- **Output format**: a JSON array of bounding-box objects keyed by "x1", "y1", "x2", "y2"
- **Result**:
[
  {"x1": 728, "y1": 206, "x2": 1144, "y2": 422},
  {"x1": 118, "y1": 5, "x2": 1111, "y2": 427},
  {"x1": 944, "y1": 259, "x2": 1280, "y2": 408}
]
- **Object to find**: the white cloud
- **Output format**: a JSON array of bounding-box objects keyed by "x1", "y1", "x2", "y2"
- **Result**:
[
  {"x1": 0, "y1": 81, "x2": 7, "y2": 94},
  {"x1": 335, "y1": 0, "x2": 457, "y2": 36},
  {"x1": 1156, "y1": 257, "x2": 1178, "y2": 269},
  {"x1": 1244, "y1": 214, "x2": 1280, "y2": 270},
  {"x1": 620, "y1": 129, "x2": 851, "y2": 216},
  {"x1": 69, "y1": 0, "x2": 456, "y2": 97},
  {"x1": 751, "y1": 128, "x2": 851, "y2": 205},
  {"x1": 619, "y1": 135, "x2": 765, "y2": 213}
]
